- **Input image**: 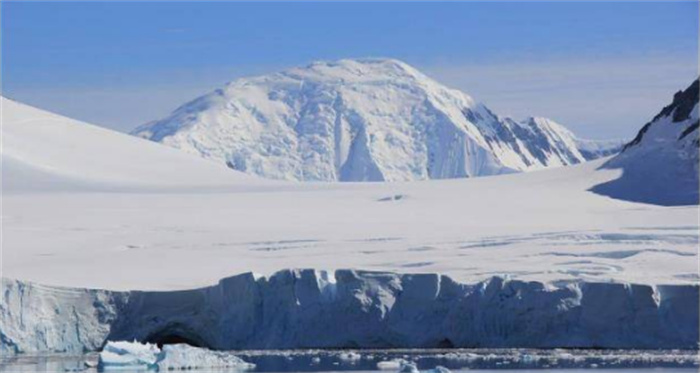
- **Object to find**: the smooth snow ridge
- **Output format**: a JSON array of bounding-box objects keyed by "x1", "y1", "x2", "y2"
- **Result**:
[
  {"x1": 2, "y1": 270, "x2": 697, "y2": 354},
  {"x1": 133, "y1": 58, "x2": 621, "y2": 182},
  {"x1": 1, "y1": 97, "x2": 263, "y2": 192}
]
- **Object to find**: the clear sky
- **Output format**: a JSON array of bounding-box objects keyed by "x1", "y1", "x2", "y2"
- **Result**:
[{"x1": 2, "y1": 1, "x2": 698, "y2": 139}]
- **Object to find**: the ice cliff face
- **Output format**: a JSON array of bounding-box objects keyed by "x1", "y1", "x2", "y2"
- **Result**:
[
  {"x1": 592, "y1": 79, "x2": 699, "y2": 205},
  {"x1": 133, "y1": 59, "x2": 621, "y2": 182},
  {"x1": 2, "y1": 270, "x2": 697, "y2": 354}
]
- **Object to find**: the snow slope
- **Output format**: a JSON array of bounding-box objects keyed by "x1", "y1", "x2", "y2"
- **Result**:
[
  {"x1": 592, "y1": 79, "x2": 699, "y2": 206},
  {"x1": 1, "y1": 97, "x2": 263, "y2": 192},
  {"x1": 2, "y1": 97, "x2": 696, "y2": 291},
  {"x1": 133, "y1": 58, "x2": 621, "y2": 182}
]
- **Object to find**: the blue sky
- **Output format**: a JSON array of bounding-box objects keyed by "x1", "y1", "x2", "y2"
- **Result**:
[{"x1": 2, "y1": 1, "x2": 698, "y2": 139}]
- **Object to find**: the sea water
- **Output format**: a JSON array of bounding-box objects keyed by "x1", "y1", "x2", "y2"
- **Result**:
[{"x1": 1, "y1": 348, "x2": 697, "y2": 372}]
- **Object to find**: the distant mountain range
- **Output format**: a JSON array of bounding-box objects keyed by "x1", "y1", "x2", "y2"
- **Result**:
[
  {"x1": 133, "y1": 58, "x2": 622, "y2": 182},
  {"x1": 592, "y1": 79, "x2": 699, "y2": 206}
]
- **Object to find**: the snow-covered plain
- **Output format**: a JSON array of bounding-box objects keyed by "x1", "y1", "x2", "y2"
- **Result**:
[{"x1": 2, "y1": 97, "x2": 697, "y2": 291}]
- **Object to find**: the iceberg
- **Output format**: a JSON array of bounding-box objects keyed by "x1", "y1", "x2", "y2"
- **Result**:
[
  {"x1": 394, "y1": 361, "x2": 451, "y2": 373},
  {"x1": 398, "y1": 362, "x2": 420, "y2": 373},
  {"x1": 157, "y1": 343, "x2": 255, "y2": 371},
  {"x1": 97, "y1": 340, "x2": 255, "y2": 371},
  {"x1": 377, "y1": 359, "x2": 409, "y2": 370},
  {"x1": 98, "y1": 341, "x2": 161, "y2": 370}
]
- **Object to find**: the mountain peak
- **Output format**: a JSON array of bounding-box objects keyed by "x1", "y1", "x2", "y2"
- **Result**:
[
  {"x1": 524, "y1": 116, "x2": 574, "y2": 134},
  {"x1": 261, "y1": 57, "x2": 434, "y2": 89},
  {"x1": 133, "y1": 59, "x2": 620, "y2": 182},
  {"x1": 592, "y1": 78, "x2": 699, "y2": 206}
]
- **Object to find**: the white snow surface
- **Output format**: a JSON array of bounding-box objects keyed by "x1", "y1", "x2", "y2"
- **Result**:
[
  {"x1": 2, "y1": 96, "x2": 697, "y2": 291},
  {"x1": 132, "y1": 58, "x2": 621, "y2": 182},
  {"x1": 97, "y1": 341, "x2": 255, "y2": 371}
]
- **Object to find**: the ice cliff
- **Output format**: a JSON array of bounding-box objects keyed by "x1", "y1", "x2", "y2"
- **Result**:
[{"x1": 1, "y1": 269, "x2": 697, "y2": 354}]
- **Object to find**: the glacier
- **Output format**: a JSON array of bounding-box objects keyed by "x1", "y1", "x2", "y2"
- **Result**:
[
  {"x1": 2, "y1": 269, "x2": 697, "y2": 354},
  {"x1": 133, "y1": 58, "x2": 622, "y2": 182}
]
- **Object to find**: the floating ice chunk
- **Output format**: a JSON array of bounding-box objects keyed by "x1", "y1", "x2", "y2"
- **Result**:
[
  {"x1": 97, "y1": 341, "x2": 255, "y2": 371},
  {"x1": 424, "y1": 366, "x2": 451, "y2": 373},
  {"x1": 98, "y1": 341, "x2": 160, "y2": 370},
  {"x1": 377, "y1": 359, "x2": 408, "y2": 370},
  {"x1": 398, "y1": 361, "x2": 419, "y2": 373},
  {"x1": 390, "y1": 361, "x2": 450, "y2": 373},
  {"x1": 339, "y1": 352, "x2": 362, "y2": 362},
  {"x1": 157, "y1": 344, "x2": 255, "y2": 371}
]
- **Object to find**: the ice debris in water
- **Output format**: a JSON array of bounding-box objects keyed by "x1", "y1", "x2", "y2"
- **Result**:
[
  {"x1": 339, "y1": 352, "x2": 362, "y2": 362},
  {"x1": 398, "y1": 362, "x2": 420, "y2": 373},
  {"x1": 425, "y1": 367, "x2": 451, "y2": 373},
  {"x1": 97, "y1": 340, "x2": 255, "y2": 371},
  {"x1": 391, "y1": 361, "x2": 451, "y2": 373},
  {"x1": 98, "y1": 341, "x2": 160, "y2": 370},
  {"x1": 377, "y1": 359, "x2": 409, "y2": 370}
]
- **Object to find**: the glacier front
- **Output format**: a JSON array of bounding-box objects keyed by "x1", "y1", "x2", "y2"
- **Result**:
[{"x1": 2, "y1": 269, "x2": 697, "y2": 354}]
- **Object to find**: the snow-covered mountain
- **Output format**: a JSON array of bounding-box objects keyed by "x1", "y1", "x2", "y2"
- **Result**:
[
  {"x1": 592, "y1": 79, "x2": 699, "y2": 206},
  {"x1": 133, "y1": 58, "x2": 621, "y2": 182}
]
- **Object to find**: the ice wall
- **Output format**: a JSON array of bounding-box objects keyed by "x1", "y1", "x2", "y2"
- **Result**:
[{"x1": 2, "y1": 270, "x2": 697, "y2": 354}]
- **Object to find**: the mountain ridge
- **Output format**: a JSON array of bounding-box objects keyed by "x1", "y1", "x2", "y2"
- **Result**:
[{"x1": 591, "y1": 78, "x2": 699, "y2": 206}]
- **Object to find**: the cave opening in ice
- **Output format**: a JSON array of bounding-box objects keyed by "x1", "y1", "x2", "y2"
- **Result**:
[{"x1": 143, "y1": 324, "x2": 207, "y2": 349}]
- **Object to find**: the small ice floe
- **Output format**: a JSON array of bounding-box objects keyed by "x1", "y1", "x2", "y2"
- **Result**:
[
  {"x1": 377, "y1": 359, "x2": 409, "y2": 370},
  {"x1": 98, "y1": 341, "x2": 160, "y2": 370},
  {"x1": 84, "y1": 361, "x2": 98, "y2": 368},
  {"x1": 97, "y1": 340, "x2": 255, "y2": 371},
  {"x1": 424, "y1": 366, "x2": 451, "y2": 373},
  {"x1": 398, "y1": 362, "x2": 419, "y2": 373},
  {"x1": 387, "y1": 361, "x2": 451, "y2": 373},
  {"x1": 339, "y1": 351, "x2": 362, "y2": 362}
]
